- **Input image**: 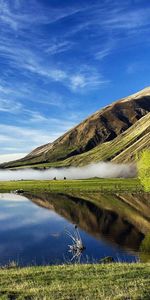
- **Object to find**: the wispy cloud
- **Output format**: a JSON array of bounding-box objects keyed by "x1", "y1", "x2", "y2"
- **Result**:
[
  {"x1": 0, "y1": 98, "x2": 23, "y2": 113},
  {"x1": 23, "y1": 61, "x2": 108, "y2": 91},
  {"x1": 0, "y1": 124, "x2": 55, "y2": 154},
  {"x1": 0, "y1": 153, "x2": 27, "y2": 163},
  {"x1": 0, "y1": 0, "x2": 150, "y2": 158},
  {"x1": 0, "y1": 36, "x2": 108, "y2": 91},
  {"x1": 0, "y1": 84, "x2": 14, "y2": 94},
  {"x1": 70, "y1": 67, "x2": 108, "y2": 90},
  {"x1": 103, "y1": 7, "x2": 150, "y2": 31},
  {"x1": 0, "y1": 78, "x2": 65, "y2": 109},
  {"x1": 0, "y1": 114, "x2": 76, "y2": 154},
  {"x1": 95, "y1": 47, "x2": 113, "y2": 60},
  {"x1": 0, "y1": 0, "x2": 18, "y2": 30},
  {"x1": 0, "y1": 94, "x2": 76, "y2": 129},
  {"x1": 45, "y1": 41, "x2": 73, "y2": 55},
  {"x1": 0, "y1": 0, "x2": 90, "y2": 31},
  {"x1": 0, "y1": 92, "x2": 46, "y2": 118},
  {"x1": 27, "y1": 112, "x2": 48, "y2": 123}
]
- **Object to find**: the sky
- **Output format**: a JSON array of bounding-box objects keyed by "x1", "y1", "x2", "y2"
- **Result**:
[{"x1": 0, "y1": 0, "x2": 150, "y2": 162}]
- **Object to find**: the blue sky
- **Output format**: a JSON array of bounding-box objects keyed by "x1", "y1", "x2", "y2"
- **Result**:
[{"x1": 0, "y1": 0, "x2": 150, "y2": 161}]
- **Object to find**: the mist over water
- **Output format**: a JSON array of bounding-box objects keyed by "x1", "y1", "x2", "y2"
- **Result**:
[{"x1": 0, "y1": 162, "x2": 137, "y2": 181}]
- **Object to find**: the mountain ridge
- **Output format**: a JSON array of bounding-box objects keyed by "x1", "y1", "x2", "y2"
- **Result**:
[
  {"x1": 1, "y1": 86, "x2": 150, "y2": 169},
  {"x1": 56, "y1": 112, "x2": 150, "y2": 167}
]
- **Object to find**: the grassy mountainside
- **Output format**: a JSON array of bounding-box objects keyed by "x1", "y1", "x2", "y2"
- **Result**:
[
  {"x1": 15, "y1": 112, "x2": 149, "y2": 168},
  {"x1": 56, "y1": 112, "x2": 150, "y2": 166},
  {"x1": 137, "y1": 150, "x2": 150, "y2": 192},
  {"x1": 1, "y1": 87, "x2": 150, "y2": 169}
]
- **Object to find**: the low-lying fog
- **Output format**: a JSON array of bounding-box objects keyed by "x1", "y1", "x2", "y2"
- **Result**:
[{"x1": 0, "y1": 162, "x2": 137, "y2": 181}]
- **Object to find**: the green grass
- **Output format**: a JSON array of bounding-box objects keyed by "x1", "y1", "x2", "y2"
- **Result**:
[
  {"x1": 137, "y1": 150, "x2": 150, "y2": 192},
  {"x1": 0, "y1": 178, "x2": 143, "y2": 193},
  {"x1": 0, "y1": 263, "x2": 150, "y2": 299}
]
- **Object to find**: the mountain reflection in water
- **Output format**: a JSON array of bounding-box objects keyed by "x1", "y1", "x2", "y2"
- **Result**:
[
  {"x1": 26, "y1": 192, "x2": 150, "y2": 254},
  {"x1": 0, "y1": 192, "x2": 150, "y2": 265}
]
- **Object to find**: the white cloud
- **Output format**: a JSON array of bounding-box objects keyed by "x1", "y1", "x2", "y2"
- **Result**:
[
  {"x1": 0, "y1": 118, "x2": 76, "y2": 155},
  {"x1": 95, "y1": 48, "x2": 112, "y2": 60},
  {"x1": 0, "y1": 0, "x2": 19, "y2": 30},
  {"x1": 0, "y1": 153, "x2": 27, "y2": 163},
  {"x1": 0, "y1": 84, "x2": 13, "y2": 94},
  {"x1": 0, "y1": 124, "x2": 53, "y2": 154},
  {"x1": 70, "y1": 67, "x2": 109, "y2": 91},
  {"x1": 0, "y1": 78, "x2": 65, "y2": 109},
  {"x1": 0, "y1": 98, "x2": 23, "y2": 113},
  {"x1": 0, "y1": 135, "x2": 14, "y2": 142},
  {"x1": 28, "y1": 112, "x2": 48, "y2": 123},
  {"x1": 22, "y1": 60, "x2": 108, "y2": 91},
  {"x1": 102, "y1": 7, "x2": 150, "y2": 31},
  {"x1": 45, "y1": 41, "x2": 73, "y2": 55},
  {"x1": 0, "y1": 95, "x2": 57, "y2": 119},
  {"x1": 0, "y1": 32, "x2": 108, "y2": 92},
  {"x1": 0, "y1": 0, "x2": 89, "y2": 31},
  {"x1": 70, "y1": 75, "x2": 85, "y2": 89}
]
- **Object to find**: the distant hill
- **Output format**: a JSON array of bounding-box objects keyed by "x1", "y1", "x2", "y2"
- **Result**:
[{"x1": 1, "y1": 87, "x2": 150, "y2": 169}]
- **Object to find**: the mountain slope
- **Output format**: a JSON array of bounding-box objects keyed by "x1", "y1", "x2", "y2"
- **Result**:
[
  {"x1": 55, "y1": 112, "x2": 150, "y2": 167},
  {"x1": 1, "y1": 87, "x2": 150, "y2": 168}
]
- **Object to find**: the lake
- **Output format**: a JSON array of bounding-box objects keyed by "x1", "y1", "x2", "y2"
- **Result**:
[{"x1": 0, "y1": 192, "x2": 150, "y2": 266}]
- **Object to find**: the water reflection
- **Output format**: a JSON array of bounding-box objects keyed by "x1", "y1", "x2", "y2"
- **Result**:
[
  {"x1": 0, "y1": 192, "x2": 149, "y2": 266},
  {"x1": 27, "y1": 191, "x2": 150, "y2": 253}
]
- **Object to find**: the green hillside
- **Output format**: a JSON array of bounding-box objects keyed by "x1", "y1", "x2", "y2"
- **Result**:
[
  {"x1": 61, "y1": 113, "x2": 150, "y2": 166},
  {"x1": 1, "y1": 88, "x2": 150, "y2": 169},
  {"x1": 4, "y1": 112, "x2": 149, "y2": 170},
  {"x1": 49, "y1": 112, "x2": 150, "y2": 167}
]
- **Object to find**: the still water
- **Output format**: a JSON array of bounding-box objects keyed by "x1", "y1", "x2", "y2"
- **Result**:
[{"x1": 0, "y1": 192, "x2": 149, "y2": 266}]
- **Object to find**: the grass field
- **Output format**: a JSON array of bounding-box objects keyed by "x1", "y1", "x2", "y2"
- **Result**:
[
  {"x1": 0, "y1": 263, "x2": 150, "y2": 300},
  {"x1": 0, "y1": 178, "x2": 143, "y2": 193}
]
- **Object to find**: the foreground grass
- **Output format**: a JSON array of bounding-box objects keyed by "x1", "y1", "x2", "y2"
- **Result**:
[
  {"x1": 0, "y1": 263, "x2": 149, "y2": 299},
  {"x1": 0, "y1": 178, "x2": 143, "y2": 193}
]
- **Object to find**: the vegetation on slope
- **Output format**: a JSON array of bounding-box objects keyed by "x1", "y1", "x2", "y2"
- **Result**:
[
  {"x1": 0, "y1": 263, "x2": 150, "y2": 299},
  {"x1": 137, "y1": 150, "x2": 150, "y2": 192},
  {"x1": 1, "y1": 87, "x2": 150, "y2": 169},
  {"x1": 4, "y1": 112, "x2": 150, "y2": 170},
  {"x1": 59, "y1": 112, "x2": 150, "y2": 166}
]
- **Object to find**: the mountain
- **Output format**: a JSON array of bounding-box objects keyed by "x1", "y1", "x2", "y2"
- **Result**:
[
  {"x1": 1, "y1": 87, "x2": 150, "y2": 169},
  {"x1": 58, "y1": 112, "x2": 150, "y2": 166}
]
